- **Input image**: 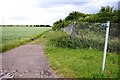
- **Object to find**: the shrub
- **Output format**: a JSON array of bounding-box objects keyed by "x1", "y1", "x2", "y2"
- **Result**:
[{"x1": 49, "y1": 33, "x2": 120, "y2": 53}]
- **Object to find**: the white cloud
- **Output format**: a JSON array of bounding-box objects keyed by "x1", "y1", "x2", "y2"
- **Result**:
[{"x1": 0, "y1": 0, "x2": 119, "y2": 25}]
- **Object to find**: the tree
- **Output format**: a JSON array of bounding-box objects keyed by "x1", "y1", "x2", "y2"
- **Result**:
[
  {"x1": 52, "y1": 19, "x2": 63, "y2": 30},
  {"x1": 65, "y1": 11, "x2": 86, "y2": 21},
  {"x1": 45, "y1": 25, "x2": 51, "y2": 27},
  {"x1": 98, "y1": 6, "x2": 114, "y2": 22},
  {"x1": 113, "y1": 10, "x2": 120, "y2": 23}
]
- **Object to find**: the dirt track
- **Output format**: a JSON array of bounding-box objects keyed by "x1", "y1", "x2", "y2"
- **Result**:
[{"x1": 1, "y1": 44, "x2": 57, "y2": 78}]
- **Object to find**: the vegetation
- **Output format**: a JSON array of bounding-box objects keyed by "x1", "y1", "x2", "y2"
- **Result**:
[
  {"x1": 0, "y1": 25, "x2": 51, "y2": 27},
  {"x1": 34, "y1": 25, "x2": 51, "y2": 27},
  {"x1": 37, "y1": 6, "x2": 119, "y2": 78},
  {"x1": 51, "y1": 23, "x2": 120, "y2": 53},
  {"x1": 33, "y1": 30, "x2": 119, "y2": 78},
  {"x1": 1, "y1": 5, "x2": 119, "y2": 78},
  {"x1": 45, "y1": 46, "x2": 119, "y2": 78},
  {"x1": 51, "y1": 6, "x2": 120, "y2": 53},
  {"x1": 52, "y1": 6, "x2": 120, "y2": 30},
  {"x1": 0, "y1": 27, "x2": 51, "y2": 53}
]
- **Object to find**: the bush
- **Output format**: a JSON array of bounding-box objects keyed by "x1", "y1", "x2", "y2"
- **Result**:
[{"x1": 49, "y1": 33, "x2": 120, "y2": 53}]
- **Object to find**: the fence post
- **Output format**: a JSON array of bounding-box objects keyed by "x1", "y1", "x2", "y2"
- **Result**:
[{"x1": 102, "y1": 21, "x2": 110, "y2": 72}]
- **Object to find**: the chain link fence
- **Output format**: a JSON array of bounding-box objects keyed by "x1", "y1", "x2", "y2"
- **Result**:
[{"x1": 62, "y1": 22, "x2": 119, "y2": 53}]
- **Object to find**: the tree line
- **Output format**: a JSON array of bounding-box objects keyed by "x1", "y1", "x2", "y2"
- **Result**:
[
  {"x1": 0, "y1": 25, "x2": 51, "y2": 27},
  {"x1": 52, "y1": 6, "x2": 120, "y2": 30}
]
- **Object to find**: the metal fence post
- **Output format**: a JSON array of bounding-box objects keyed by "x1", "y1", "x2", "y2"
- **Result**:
[{"x1": 102, "y1": 21, "x2": 110, "y2": 72}]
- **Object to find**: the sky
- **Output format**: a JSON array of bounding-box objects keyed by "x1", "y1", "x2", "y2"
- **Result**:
[{"x1": 0, "y1": 0, "x2": 119, "y2": 25}]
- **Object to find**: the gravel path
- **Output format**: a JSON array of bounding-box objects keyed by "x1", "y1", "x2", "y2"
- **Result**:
[{"x1": 1, "y1": 44, "x2": 57, "y2": 78}]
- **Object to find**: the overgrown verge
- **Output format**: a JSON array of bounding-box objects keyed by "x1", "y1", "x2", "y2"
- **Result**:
[
  {"x1": 51, "y1": 21, "x2": 120, "y2": 54},
  {"x1": 38, "y1": 31, "x2": 119, "y2": 78},
  {"x1": 50, "y1": 33, "x2": 120, "y2": 54}
]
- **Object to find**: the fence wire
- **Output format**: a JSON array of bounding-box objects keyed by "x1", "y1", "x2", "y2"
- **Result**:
[{"x1": 62, "y1": 22, "x2": 119, "y2": 53}]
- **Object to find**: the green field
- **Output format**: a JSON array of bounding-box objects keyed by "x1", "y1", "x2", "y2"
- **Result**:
[
  {"x1": 0, "y1": 27, "x2": 51, "y2": 52},
  {"x1": 33, "y1": 31, "x2": 119, "y2": 78}
]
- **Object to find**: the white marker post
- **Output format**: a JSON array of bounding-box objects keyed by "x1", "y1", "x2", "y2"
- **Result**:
[{"x1": 102, "y1": 21, "x2": 110, "y2": 72}]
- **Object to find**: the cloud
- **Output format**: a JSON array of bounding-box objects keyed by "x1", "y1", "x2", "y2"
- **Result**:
[
  {"x1": 11, "y1": 16, "x2": 28, "y2": 20},
  {"x1": 0, "y1": 0, "x2": 119, "y2": 25}
]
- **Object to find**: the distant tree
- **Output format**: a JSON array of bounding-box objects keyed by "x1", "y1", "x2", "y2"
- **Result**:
[
  {"x1": 40, "y1": 25, "x2": 45, "y2": 27},
  {"x1": 30, "y1": 25, "x2": 32, "y2": 27},
  {"x1": 35, "y1": 25, "x2": 39, "y2": 27},
  {"x1": 45, "y1": 25, "x2": 51, "y2": 27}
]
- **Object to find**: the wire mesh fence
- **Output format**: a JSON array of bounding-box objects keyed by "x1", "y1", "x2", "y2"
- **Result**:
[{"x1": 62, "y1": 22, "x2": 119, "y2": 53}]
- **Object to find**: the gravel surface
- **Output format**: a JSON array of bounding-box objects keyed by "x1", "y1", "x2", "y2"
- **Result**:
[{"x1": 1, "y1": 44, "x2": 58, "y2": 78}]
